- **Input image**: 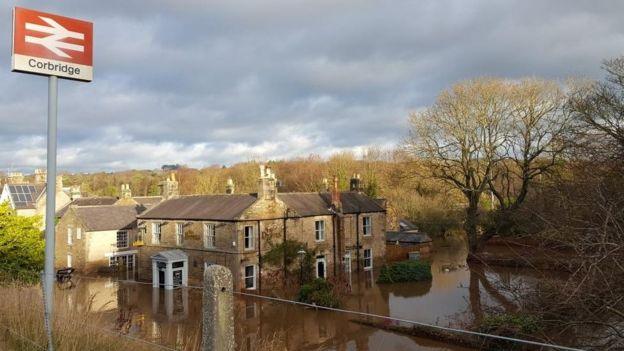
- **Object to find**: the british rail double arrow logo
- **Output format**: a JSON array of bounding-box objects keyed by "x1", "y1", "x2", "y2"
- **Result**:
[{"x1": 25, "y1": 16, "x2": 85, "y2": 58}]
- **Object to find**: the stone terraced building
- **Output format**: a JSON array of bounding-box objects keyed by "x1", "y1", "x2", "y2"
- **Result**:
[{"x1": 136, "y1": 166, "x2": 387, "y2": 291}]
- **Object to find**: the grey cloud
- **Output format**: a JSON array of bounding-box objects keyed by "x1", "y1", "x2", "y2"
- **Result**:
[{"x1": 1, "y1": 0, "x2": 623, "y2": 171}]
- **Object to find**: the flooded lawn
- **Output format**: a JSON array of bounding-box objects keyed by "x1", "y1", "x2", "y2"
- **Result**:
[{"x1": 62, "y1": 240, "x2": 531, "y2": 350}]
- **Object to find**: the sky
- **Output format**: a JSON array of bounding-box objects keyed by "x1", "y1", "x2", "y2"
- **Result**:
[{"x1": 1, "y1": 0, "x2": 624, "y2": 172}]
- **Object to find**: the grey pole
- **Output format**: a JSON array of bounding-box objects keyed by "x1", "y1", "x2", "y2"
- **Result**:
[{"x1": 43, "y1": 75, "x2": 58, "y2": 351}]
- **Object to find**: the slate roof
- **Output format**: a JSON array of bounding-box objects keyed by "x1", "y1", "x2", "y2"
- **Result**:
[
  {"x1": 72, "y1": 205, "x2": 141, "y2": 232},
  {"x1": 4, "y1": 184, "x2": 45, "y2": 209},
  {"x1": 386, "y1": 230, "x2": 432, "y2": 244},
  {"x1": 328, "y1": 192, "x2": 386, "y2": 214},
  {"x1": 280, "y1": 192, "x2": 385, "y2": 216},
  {"x1": 138, "y1": 194, "x2": 258, "y2": 221},
  {"x1": 278, "y1": 193, "x2": 332, "y2": 216},
  {"x1": 133, "y1": 196, "x2": 163, "y2": 207},
  {"x1": 139, "y1": 191, "x2": 385, "y2": 221}
]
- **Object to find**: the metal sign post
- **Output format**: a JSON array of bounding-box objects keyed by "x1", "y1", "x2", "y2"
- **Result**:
[
  {"x1": 11, "y1": 7, "x2": 93, "y2": 350},
  {"x1": 43, "y1": 75, "x2": 58, "y2": 351}
]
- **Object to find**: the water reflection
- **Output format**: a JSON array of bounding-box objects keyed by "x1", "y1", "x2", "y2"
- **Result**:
[{"x1": 63, "y1": 241, "x2": 534, "y2": 350}]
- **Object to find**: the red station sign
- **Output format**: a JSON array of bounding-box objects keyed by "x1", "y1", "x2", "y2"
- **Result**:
[{"x1": 12, "y1": 7, "x2": 93, "y2": 81}]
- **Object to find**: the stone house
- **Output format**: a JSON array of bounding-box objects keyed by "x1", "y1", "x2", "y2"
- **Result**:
[
  {"x1": 136, "y1": 166, "x2": 387, "y2": 291},
  {"x1": 0, "y1": 170, "x2": 71, "y2": 228},
  {"x1": 55, "y1": 184, "x2": 162, "y2": 272}
]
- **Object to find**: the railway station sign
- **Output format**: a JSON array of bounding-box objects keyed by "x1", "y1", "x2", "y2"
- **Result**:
[{"x1": 12, "y1": 7, "x2": 93, "y2": 81}]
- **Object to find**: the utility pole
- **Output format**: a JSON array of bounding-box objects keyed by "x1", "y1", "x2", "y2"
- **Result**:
[{"x1": 42, "y1": 75, "x2": 58, "y2": 351}]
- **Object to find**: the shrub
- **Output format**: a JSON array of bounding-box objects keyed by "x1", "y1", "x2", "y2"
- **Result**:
[
  {"x1": 297, "y1": 279, "x2": 341, "y2": 308},
  {"x1": 376, "y1": 260, "x2": 432, "y2": 284},
  {"x1": 0, "y1": 202, "x2": 44, "y2": 284},
  {"x1": 479, "y1": 313, "x2": 542, "y2": 336}
]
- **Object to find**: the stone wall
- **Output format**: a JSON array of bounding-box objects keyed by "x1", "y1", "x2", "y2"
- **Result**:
[
  {"x1": 55, "y1": 209, "x2": 87, "y2": 271},
  {"x1": 137, "y1": 203, "x2": 387, "y2": 291}
]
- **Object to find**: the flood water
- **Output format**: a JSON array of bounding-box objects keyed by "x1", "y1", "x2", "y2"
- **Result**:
[{"x1": 61, "y1": 240, "x2": 532, "y2": 350}]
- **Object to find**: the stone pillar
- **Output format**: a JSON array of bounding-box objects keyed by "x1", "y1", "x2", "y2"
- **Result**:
[
  {"x1": 165, "y1": 262, "x2": 173, "y2": 290},
  {"x1": 202, "y1": 264, "x2": 234, "y2": 351},
  {"x1": 152, "y1": 261, "x2": 159, "y2": 288}
]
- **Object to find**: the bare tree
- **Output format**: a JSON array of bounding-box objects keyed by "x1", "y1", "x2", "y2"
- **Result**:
[
  {"x1": 569, "y1": 57, "x2": 624, "y2": 159},
  {"x1": 406, "y1": 78, "x2": 571, "y2": 253},
  {"x1": 483, "y1": 79, "x2": 571, "y2": 245},
  {"x1": 406, "y1": 78, "x2": 510, "y2": 253}
]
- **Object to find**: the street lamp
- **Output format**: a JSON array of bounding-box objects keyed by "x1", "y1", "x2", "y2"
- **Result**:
[{"x1": 297, "y1": 249, "x2": 306, "y2": 286}]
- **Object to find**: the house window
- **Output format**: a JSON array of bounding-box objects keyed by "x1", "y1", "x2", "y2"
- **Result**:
[
  {"x1": 362, "y1": 216, "x2": 372, "y2": 236},
  {"x1": 152, "y1": 223, "x2": 161, "y2": 244},
  {"x1": 76, "y1": 227, "x2": 82, "y2": 240},
  {"x1": 67, "y1": 226, "x2": 73, "y2": 245},
  {"x1": 244, "y1": 226, "x2": 254, "y2": 250},
  {"x1": 363, "y1": 248, "x2": 373, "y2": 270},
  {"x1": 244, "y1": 265, "x2": 256, "y2": 290},
  {"x1": 204, "y1": 223, "x2": 216, "y2": 249},
  {"x1": 176, "y1": 223, "x2": 184, "y2": 246},
  {"x1": 315, "y1": 220, "x2": 325, "y2": 241},
  {"x1": 117, "y1": 231, "x2": 128, "y2": 248},
  {"x1": 138, "y1": 227, "x2": 146, "y2": 242},
  {"x1": 67, "y1": 254, "x2": 72, "y2": 268}
]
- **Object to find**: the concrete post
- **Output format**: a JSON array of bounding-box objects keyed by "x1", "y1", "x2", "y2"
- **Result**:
[{"x1": 202, "y1": 264, "x2": 235, "y2": 351}]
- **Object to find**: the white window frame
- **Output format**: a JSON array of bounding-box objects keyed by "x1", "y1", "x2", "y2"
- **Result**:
[
  {"x1": 116, "y1": 230, "x2": 128, "y2": 249},
  {"x1": 203, "y1": 223, "x2": 216, "y2": 249},
  {"x1": 362, "y1": 216, "x2": 372, "y2": 236},
  {"x1": 67, "y1": 254, "x2": 72, "y2": 268},
  {"x1": 67, "y1": 226, "x2": 73, "y2": 245},
  {"x1": 176, "y1": 223, "x2": 184, "y2": 246},
  {"x1": 76, "y1": 227, "x2": 82, "y2": 240},
  {"x1": 152, "y1": 222, "x2": 161, "y2": 245},
  {"x1": 315, "y1": 220, "x2": 325, "y2": 242},
  {"x1": 244, "y1": 265, "x2": 256, "y2": 290},
  {"x1": 243, "y1": 225, "x2": 254, "y2": 250},
  {"x1": 363, "y1": 248, "x2": 373, "y2": 270}
]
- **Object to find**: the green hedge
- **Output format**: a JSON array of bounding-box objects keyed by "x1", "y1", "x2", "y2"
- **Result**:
[
  {"x1": 297, "y1": 279, "x2": 341, "y2": 308},
  {"x1": 377, "y1": 260, "x2": 432, "y2": 284},
  {"x1": 479, "y1": 313, "x2": 542, "y2": 335}
]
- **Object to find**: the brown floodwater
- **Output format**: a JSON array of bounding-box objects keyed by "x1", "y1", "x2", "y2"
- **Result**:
[{"x1": 60, "y1": 240, "x2": 535, "y2": 350}]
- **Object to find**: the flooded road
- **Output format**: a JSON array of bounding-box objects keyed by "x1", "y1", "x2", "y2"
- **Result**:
[{"x1": 62, "y1": 240, "x2": 529, "y2": 350}]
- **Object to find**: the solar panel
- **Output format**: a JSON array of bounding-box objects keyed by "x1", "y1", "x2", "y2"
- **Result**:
[{"x1": 9, "y1": 184, "x2": 41, "y2": 208}]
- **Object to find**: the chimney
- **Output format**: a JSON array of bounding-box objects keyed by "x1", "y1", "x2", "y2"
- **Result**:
[
  {"x1": 56, "y1": 175, "x2": 63, "y2": 191},
  {"x1": 7, "y1": 172, "x2": 24, "y2": 184},
  {"x1": 257, "y1": 165, "x2": 277, "y2": 201},
  {"x1": 70, "y1": 186, "x2": 82, "y2": 200},
  {"x1": 121, "y1": 184, "x2": 132, "y2": 199},
  {"x1": 349, "y1": 173, "x2": 362, "y2": 192},
  {"x1": 331, "y1": 176, "x2": 342, "y2": 211},
  {"x1": 322, "y1": 178, "x2": 329, "y2": 192},
  {"x1": 159, "y1": 173, "x2": 179, "y2": 200},
  {"x1": 34, "y1": 169, "x2": 47, "y2": 184},
  {"x1": 225, "y1": 178, "x2": 235, "y2": 194}
]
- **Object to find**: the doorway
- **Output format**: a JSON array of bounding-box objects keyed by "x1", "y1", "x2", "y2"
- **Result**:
[{"x1": 316, "y1": 256, "x2": 326, "y2": 279}]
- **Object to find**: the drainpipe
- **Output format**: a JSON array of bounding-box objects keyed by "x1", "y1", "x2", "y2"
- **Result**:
[
  {"x1": 356, "y1": 213, "x2": 360, "y2": 273},
  {"x1": 332, "y1": 213, "x2": 337, "y2": 277},
  {"x1": 257, "y1": 220, "x2": 262, "y2": 292},
  {"x1": 283, "y1": 211, "x2": 288, "y2": 287}
]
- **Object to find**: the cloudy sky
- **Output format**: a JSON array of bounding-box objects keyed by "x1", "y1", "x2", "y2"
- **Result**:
[{"x1": 1, "y1": 0, "x2": 623, "y2": 172}]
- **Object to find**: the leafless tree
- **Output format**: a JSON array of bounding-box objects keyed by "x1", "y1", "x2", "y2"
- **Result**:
[{"x1": 406, "y1": 78, "x2": 571, "y2": 253}]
